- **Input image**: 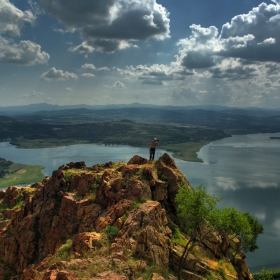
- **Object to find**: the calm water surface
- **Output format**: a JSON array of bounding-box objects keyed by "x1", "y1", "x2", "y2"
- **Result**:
[
  {"x1": 1, "y1": 133, "x2": 280, "y2": 272},
  {"x1": 176, "y1": 133, "x2": 280, "y2": 272}
]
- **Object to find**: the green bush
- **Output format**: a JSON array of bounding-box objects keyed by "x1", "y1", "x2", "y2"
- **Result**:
[
  {"x1": 131, "y1": 201, "x2": 139, "y2": 210},
  {"x1": 139, "y1": 197, "x2": 147, "y2": 203},
  {"x1": 106, "y1": 225, "x2": 120, "y2": 241}
]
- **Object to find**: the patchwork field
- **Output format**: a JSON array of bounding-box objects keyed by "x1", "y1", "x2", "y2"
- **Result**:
[{"x1": 0, "y1": 163, "x2": 45, "y2": 188}]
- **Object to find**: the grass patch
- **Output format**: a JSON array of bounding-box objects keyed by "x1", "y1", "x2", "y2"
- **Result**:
[
  {"x1": 171, "y1": 226, "x2": 187, "y2": 247},
  {"x1": 139, "y1": 197, "x2": 147, "y2": 203},
  {"x1": 131, "y1": 201, "x2": 139, "y2": 210},
  {"x1": 111, "y1": 162, "x2": 126, "y2": 170},
  {"x1": 158, "y1": 173, "x2": 168, "y2": 182},
  {"x1": 47, "y1": 239, "x2": 73, "y2": 266},
  {"x1": 75, "y1": 260, "x2": 111, "y2": 279},
  {"x1": 64, "y1": 169, "x2": 88, "y2": 184},
  {"x1": 0, "y1": 163, "x2": 45, "y2": 188},
  {"x1": 205, "y1": 259, "x2": 237, "y2": 280},
  {"x1": 218, "y1": 260, "x2": 237, "y2": 277},
  {"x1": 161, "y1": 141, "x2": 208, "y2": 162},
  {"x1": 135, "y1": 265, "x2": 170, "y2": 280}
]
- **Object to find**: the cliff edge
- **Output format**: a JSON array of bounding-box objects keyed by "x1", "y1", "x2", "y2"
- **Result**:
[{"x1": 0, "y1": 154, "x2": 253, "y2": 280}]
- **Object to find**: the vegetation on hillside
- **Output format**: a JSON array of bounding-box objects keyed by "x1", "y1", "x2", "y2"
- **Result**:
[
  {"x1": 253, "y1": 267, "x2": 280, "y2": 280},
  {"x1": 0, "y1": 116, "x2": 228, "y2": 148},
  {"x1": 8, "y1": 106, "x2": 280, "y2": 134},
  {"x1": 175, "y1": 184, "x2": 264, "y2": 280}
]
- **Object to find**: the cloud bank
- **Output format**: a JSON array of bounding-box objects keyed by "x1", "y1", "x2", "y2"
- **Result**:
[
  {"x1": 40, "y1": 0, "x2": 170, "y2": 53},
  {"x1": 176, "y1": 1, "x2": 280, "y2": 74}
]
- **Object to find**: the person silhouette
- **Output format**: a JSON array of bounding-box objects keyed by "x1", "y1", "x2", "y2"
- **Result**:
[{"x1": 149, "y1": 138, "x2": 159, "y2": 160}]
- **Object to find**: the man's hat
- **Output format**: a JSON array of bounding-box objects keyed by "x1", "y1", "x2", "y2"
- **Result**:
[{"x1": 154, "y1": 138, "x2": 157, "y2": 140}]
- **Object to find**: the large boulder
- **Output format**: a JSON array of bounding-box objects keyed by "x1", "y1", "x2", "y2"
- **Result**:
[
  {"x1": 111, "y1": 201, "x2": 171, "y2": 268},
  {"x1": 71, "y1": 232, "x2": 102, "y2": 254},
  {"x1": 69, "y1": 173, "x2": 97, "y2": 195},
  {"x1": 127, "y1": 155, "x2": 149, "y2": 165}
]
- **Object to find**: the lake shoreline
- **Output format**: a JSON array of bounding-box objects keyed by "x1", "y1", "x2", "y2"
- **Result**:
[
  {"x1": 0, "y1": 139, "x2": 206, "y2": 188},
  {"x1": 3, "y1": 139, "x2": 207, "y2": 162}
]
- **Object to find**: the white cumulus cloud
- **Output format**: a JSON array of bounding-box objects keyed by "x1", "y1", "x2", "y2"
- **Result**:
[
  {"x1": 41, "y1": 67, "x2": 78, "y2": 81},
  {"x1": 0, "y1": 37, "x2": 49, "y2": 65},
  {"x1": 0, "y1": 0, "x2": 36, "y2": 36},
  {"x1": 81, "y1": 73, "x2": 95, "y2": 78},
  {"x1": 112, "y1": 81, "x2": 126, "y2": 88},
  {"x1": 81, "y1": 63, "x2": 96, "y2": 70},
  {"x1": 0, "y1": 0, "x2": 49, "y2": 66}
]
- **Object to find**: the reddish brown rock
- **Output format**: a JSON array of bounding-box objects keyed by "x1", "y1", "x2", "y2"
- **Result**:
[
  {"x1": 97, "y1": 170, "x2": 120, "y2": 206},
  {"x1": 0, "y1": 190, "x2": 5, "y2": 199},
  {"x1": 0, "y1": 219, "x2": 9, "y2": 230},
  {"x1": 3, "y1": 186, "x2": 20, "y2": 206},
  {"x1": 150, "y1": 273, "x2": 165, "y2": 280},
  {"x1": 70, "y1": 173, "x2": 97, "y2": 195},
  {"x1": 95, "y1": 200, "x2": 132, "y2": 232},
  {"x1": 77, "y1": 203, "x2": 103, "y2": 233},
  {"x1": 43, "y1": 269, "x2": 79, "y2": 280},
  {"x1": 59, "y1": 161, "x2": 86, "y2": 170},
  {"x1": 125, "y1": 179, "x2": 151, "y2": 201},
  {"x1": 71, "y1": 232, "x2": 101, "y2": 254},
  {"x1": 20, "y1": 265, "x2": 39, "y2": 280},
  {"x1": 111, "y1": 201, "x2": 170, "y2": 268},
  {"x1": 44, "y1": 195, "x2": 90, "y2": 253},
  {"x1": 159, "y1": 153, "x2": 178, "y2": 169},
  {"x1": 127, "y1": 155, "x2": 149, "y2": 165},
  {"x1": 118, "y1": 164, "x2": 141, "y2": 180}
]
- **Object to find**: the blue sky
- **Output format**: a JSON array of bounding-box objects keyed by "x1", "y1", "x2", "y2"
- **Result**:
[{"x1": 1, "y1": 0, "x2": 280, "y2": 108}]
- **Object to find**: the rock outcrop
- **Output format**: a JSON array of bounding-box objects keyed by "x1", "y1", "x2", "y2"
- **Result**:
[{"x1": 0, "y1": 154, "x2": 253, "y2": 280}]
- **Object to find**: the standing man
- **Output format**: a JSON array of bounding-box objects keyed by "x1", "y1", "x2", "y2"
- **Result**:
[{"x1": 149, "y1": 138, "x2": 159, "y2": 160}]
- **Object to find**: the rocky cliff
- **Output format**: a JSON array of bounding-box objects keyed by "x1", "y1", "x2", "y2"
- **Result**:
[{"x1": 0, "y1": 154, "x2": 253, "y2": 280}]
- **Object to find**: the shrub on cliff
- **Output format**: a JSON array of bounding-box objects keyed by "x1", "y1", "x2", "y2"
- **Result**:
[{"x1": 175, "y1": 184, "x2": 264, "y2": 280}]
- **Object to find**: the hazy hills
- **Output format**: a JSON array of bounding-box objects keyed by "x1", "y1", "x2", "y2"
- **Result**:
[
  {"x1": 1, "y1": 102, "x2": 280, "y2": 118},
  {"x1": 1, "y1": 103, "x2": 280, "y2": 134},
  {"x1": 1, "y1": 103, "x2": 280, "y2": 152}
]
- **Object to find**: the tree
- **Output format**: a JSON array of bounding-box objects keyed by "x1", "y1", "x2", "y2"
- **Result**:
[
  {"x1": 175, "y1": 185, "x2": 264, "y2": 279},
  {"x1": 215, "y1": 207, "x2": 264, "y2": 259},
  {"x1": 175, "y1": 184, "x2": 222, "y2": 280},
  {"x1": 258, "y1": 267, "x2": 273, "y2": 280}
]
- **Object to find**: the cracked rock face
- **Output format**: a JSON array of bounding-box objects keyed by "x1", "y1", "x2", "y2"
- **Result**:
[{"x1": 0, "y1": 154, "x2": 253, "y2": 280}]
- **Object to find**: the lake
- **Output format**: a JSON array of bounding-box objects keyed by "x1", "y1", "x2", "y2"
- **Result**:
[{"x1": 1, "y1": 133, "x2": 280, "y2": 272}]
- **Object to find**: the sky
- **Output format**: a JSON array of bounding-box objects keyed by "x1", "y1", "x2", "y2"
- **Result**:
[{"x1": 1, "y1": 0, "x2": 280, "y2": 108}]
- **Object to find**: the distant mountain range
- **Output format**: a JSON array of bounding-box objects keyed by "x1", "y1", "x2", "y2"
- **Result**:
[{"x1": 1, "y1": 102, "x2": 280, "y2": 118}]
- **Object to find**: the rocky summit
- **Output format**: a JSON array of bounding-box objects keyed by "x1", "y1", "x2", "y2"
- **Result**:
[{"x1": 0, "y1": 154, "x2": 253, "y2": 280}]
